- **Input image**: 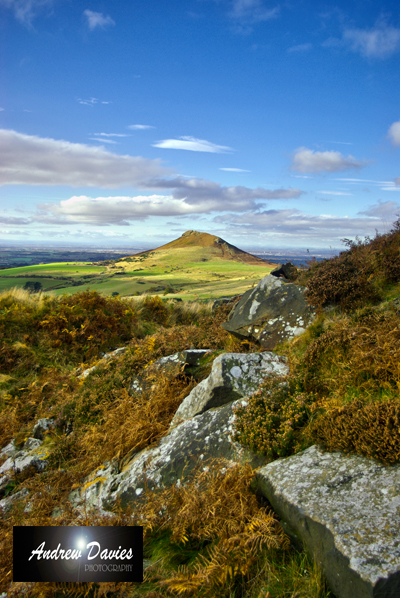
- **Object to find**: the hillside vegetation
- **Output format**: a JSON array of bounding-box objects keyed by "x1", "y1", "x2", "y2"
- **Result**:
[
  {"x1": 0, "y1": 231, "x2": 275, "y2": 299},
  {"x1": 0, "y1": 221, "x2": 399, "y2": 598}
]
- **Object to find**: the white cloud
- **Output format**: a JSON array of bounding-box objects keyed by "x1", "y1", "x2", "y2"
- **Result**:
[
  {"x1": 287, "y1": 43, "x2": 312, "y2": 53},
  {"x1": 395, "y1": 178, "x2": 400, "y2": 186},
  {"x1": 358, "y1": 200, "x2": 400, "y2": 220},
  {"x1": 78, "y1": 98, "x2": 112, "y2": 107},
  {"x1": 388, "y1": 120, "x2": 400, "y2": 146},
  {"x1": 214, "y1": 201, "x2": 400, "y2": 243},
  {"x1": 37, "y1": 181, "x2": 304, "y2": 225},
  {"x1": 343, "y1": 24, "x2": 400, "y2": 59},
  {"x1": 335, "y1": 178, "x2": 394, "y2": 185},
  {"x1": 0, "y1": 0, "x2": 53, "y2": 26},
  {"x1": 0, "y1": 129, "x2": 171, "y2": 187},
  {"x1": 128, "y1": 124, "x2": 155, "y2": 130},
  {"x1": 219, "y1": 167, "x2": 251, "y2": 172},
  {"x1": 149, "y1": 177, "x2": 303, "y2": 211},
  {"x1": 291, "y1": 147, "x2": 366, "y2": 173},
  {"x1": 38, "y1": 195, "x2": 198, "y2": 225},
  {"x1": 83, "y1": 9, "x2": 115, "y2": 31},
  {"x1": 153, "y1": 136, "x2": 233, "y2": 153}
]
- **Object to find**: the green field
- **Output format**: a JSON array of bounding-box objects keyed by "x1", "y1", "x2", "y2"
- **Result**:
[{"x1": 0, "y1": 251, "x2": 275, "y2": 299}]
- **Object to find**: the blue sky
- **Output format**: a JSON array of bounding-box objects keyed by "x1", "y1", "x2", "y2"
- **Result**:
[{"x1": 1, "y1": 0, "x2": 400, "y2": 250}]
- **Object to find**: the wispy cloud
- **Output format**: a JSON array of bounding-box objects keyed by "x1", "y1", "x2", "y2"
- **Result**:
[
  {"x1": 388, "y1": 120, "x2": 400, "y2": 146},
  {"x1": 0, "y1": 129, "x2": 171, "y2": 188},
  {"x1": 0, "y1": 215, "x2": 31, "y2": 225},
  {"x1": 318, "y1": 191, "x2": 353, "y2": 196},
  {"x1": 219, "y1": 167, "x2": 251, "y2": 172},
  {"x1": 94, "y1": 133, "x2": 130, "y2": 138},
  {"x1": 228, "y1": 0, "x2": 279, "y2": 31},
  {"x1": 153, "y1": 136, "x2": 233, "y2": 153},
  {"x1": 0, "y1": 0, "x2": 54, "y2": 26},
  {"x1": 89, "y1": 138, "x2": 117, "y2": 144},
  {"x1": 334, "y1": 177, "x2": 395, "y2": 186},
  {"x1": 77, "y1": 98, "x2": 111, "y2": 107},
  {"x1": 291, "y1": 147, "x2": 366, "y2": 174},
  {"x1": 128, "y1": 124, "x2": 155, "y2": 130},
  {"x1": 343, "y1": 22, "x2": 400, "y2": 59},
  {"x1": 83, "y1": 9, "x2": 115, "y2": 31},
  {"x1": 287, "y1": 43, "x2": 312, "y2": 53}
]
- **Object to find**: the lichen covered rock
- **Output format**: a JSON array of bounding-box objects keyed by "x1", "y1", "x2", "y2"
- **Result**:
[
  {"x1": 70, "y1": 397, "x2": 267, "y2": 513},
  {"x1": 222, "y1": 274, "x2": 315, "y2": 349},
  {"x1": 170, "y1": 351, "x2": 288, "y2": 427},
  {"x1": 255, "y1": 445, "x2": 400, "y2": 598}
]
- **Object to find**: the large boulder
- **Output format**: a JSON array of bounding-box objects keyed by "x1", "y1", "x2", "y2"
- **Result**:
[
  {"x1": 70, "y1": 397, "x2": 268, "y2": 513},
  {"x1": 255, "y1": 445, "x2": 400, "y2": 598},
  {"x1": 221, "y1": 274, "x2": 315, "y2": 350},
  {"x1": 170, "y1": 351, "x2": 288, "y2": 428}
]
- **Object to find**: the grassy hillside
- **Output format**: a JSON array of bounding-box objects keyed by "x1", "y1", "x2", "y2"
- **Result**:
[
  {"x1": 1, "y1": 221, "x2": 399, "y2": 598},
  {"x1": 0, "y1": 231, "x2": 276, "y2": 299}
]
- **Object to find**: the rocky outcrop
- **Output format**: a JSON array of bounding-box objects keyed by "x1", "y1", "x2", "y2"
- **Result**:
[
  {"x1": 0, "y1": 437, "x2": 50, "y2": 496},
  {"x1": 255, "y1": 445, "x2": 400, "y2": 598},
  {"x1": 170, "y1": 352, "x2": 288, "y2": 428},
  {"x1": 70, "y1": 397, "x2": 267, "y2": 513},
  {"x1": 70, "y1": 351, "x2": 287, "y2": 513},
  {"x1": 221, "y1": 274, "x2": 315, "y2": 350}
]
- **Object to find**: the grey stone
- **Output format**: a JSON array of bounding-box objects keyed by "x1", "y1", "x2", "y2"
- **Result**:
[
  {"x1": 70, "y1": 397, "x2": 267, "y2": 513},
  {"x1": 0, "y1": 440, "x2": 17, "y2": 458},
  {"x1": 222, "y1": 274, "x2": 315, "y2": 350},
  {"x1": 255, "y1": 445, "x2": 400, "y2": 598},
  {"x1": 32, "y1": 418, "x2": 55, "y2": 440},
  {"x1": 170, "y1": 351, "x2": 288, "y2": 428},
  {"x1": 130, "y1": 349, "x2": 211, "y2": 395},
  {"x1": 0, "y1": 437, "x2": 50, "y2": 494},
  {"x1": 0, "y1": 488, "x2": 29, "y2": 513},
  {"x1": 212, "y1": 296, "x2": 241, "y2": 311},
  {"x1": 78, "y1": 347, "x2": 127, "y2": 379}
]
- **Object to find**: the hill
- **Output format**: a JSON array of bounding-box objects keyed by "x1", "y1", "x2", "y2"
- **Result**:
[
  {"x1": 0, "y1": 231, "x2": 276, "y2": 299},
  {"x1": 140, "y1": 229, "x2": 272, "y2": 266}
]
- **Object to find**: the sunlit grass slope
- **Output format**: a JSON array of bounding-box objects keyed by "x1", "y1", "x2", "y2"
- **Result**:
[{"x1": 0, "y1": 231, "x2": 276, "y2": 298}]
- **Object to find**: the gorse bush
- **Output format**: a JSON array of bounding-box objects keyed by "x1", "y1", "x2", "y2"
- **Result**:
[
  {"x1": 233, "y1": 375, "x2": 316, "y2": 459},
  {"x1": 310, "y1": 398, "x2": 400, "y2": 464},
  {"x1": 38, "y1": 290, "x2": 138, "y2": 360}
]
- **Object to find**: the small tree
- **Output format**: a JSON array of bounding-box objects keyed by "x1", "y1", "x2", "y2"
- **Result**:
[{"x1": 23, "y1": 281, "x2": 42, "y2": 293}]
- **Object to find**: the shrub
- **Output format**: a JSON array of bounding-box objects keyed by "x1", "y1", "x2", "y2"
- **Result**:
[
  {"x1": 309, "y1": 398, "x2": 400, "y2": 464},
  {"x1": 233, "y1": 375, "x2": 316, "y2": 459},
  {"x1": 37, "y1": 290, "x2": 137, "y2": 361}
]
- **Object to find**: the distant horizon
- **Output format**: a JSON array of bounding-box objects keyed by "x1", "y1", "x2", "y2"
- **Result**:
[
  {"x1": 0, "y1": 238, "x2": 341, "y2": 256},
  {"x1": 1, "y1": 0, "x2": 399, "y2": 248}
]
